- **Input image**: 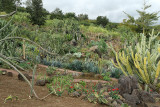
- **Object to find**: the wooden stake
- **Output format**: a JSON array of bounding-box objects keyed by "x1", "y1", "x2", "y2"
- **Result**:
[{"x1": 23, "y1": 39, "x2": 26, "y2": 60}]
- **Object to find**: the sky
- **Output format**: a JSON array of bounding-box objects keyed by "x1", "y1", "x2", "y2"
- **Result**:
[{"x1": 22, "y1": 0, "x2": 160, "y2": 24}]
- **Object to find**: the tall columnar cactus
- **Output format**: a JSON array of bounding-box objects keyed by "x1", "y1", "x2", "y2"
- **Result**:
[{"x1": 112, "y1": 30, "x2": 160, "y2": 90}]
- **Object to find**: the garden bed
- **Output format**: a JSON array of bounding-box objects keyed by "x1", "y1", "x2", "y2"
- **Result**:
[{"x1": 0, "y1": 75, "x2": 105, "y2": 107}]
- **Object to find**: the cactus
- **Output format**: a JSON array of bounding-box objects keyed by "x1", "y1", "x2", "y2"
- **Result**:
[{"x1": 112, "y1": 30, "x2": 160, "y2": 90}]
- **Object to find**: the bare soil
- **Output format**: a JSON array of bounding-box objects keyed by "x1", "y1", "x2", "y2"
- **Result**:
[
  {"x1": 0, "y1": 75, "x2": 106, "y2": 107},
  {"x1": 0, "y1": 65, "x2": 110, "y2": 107}
]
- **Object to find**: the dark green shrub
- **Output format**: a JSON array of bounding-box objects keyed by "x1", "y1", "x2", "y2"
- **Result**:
[
  {"x1": 67, "y1": 60, "x2": 83, "y2": 71},
  {"x1": 111, "y1": 68, "x2": 123, "y2": 79},
  {"x1": 51, "y1": 61, "x2": 62, "y2": 68}
]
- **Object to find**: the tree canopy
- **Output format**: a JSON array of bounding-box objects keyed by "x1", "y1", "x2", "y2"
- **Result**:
[
  {"x1": 123, "y1": 0, "x2": 159, "y2": 35},
  {"x1": 26, "y1": 0, "x2": 46, "y2": 26},
  {"x1": 96, "y1": 16, "x2": 109, "y2": 27}
]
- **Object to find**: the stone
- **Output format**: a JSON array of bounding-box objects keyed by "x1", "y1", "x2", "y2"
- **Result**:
[
  {"x1": 80, "y1": 93, "x2": 86, "y2": 100},
  {"x1": 155, "y1": 98, "x2": 160, "y2": 103},
  {"x1": 7, "y1": 72, "x2": 13, "y2": 77},
  {"x1": 70, "y1": 91, "x2": 81, "y2": 97},
  {"x1": 119, "y1": 95, "x2": 125, "y2": 101},
  {"x1": 96, "y1": 82, "x2": 103, "y2": 92},
  {"x1": 94, "y1": 74, "x2": 103, "y2": 79},
  {"x1": 89, "y1": 45, "x2": 102, "y2": 58},
  {"x1": 151, "y1": 93, "x2": 160, "y2": 98},
  {"x1": 103, "y1": 92, "x2": 109, "y2": 96},
  {"x1": 116, "y1": 99, "x2": 123, "y2": 105},
  {"x1": 70, "y1": 39, "x2": 77, "y2": 46},
  {"x1": 18, "y1": 73, "x2": 31, "y2": 81},
  {"x1": 89, "y1": 46, "x2": 98, "y2": 52},
  {"x1": 132, "y1": 89, "x2": 155, "y2": 103},
  {"x1": 82, "y1": 73, "x2": 94, "y2": 77},
  {"x1": 141, "y1": 91, "x2": 155, "y2": 103},
  {"x1": 35, "y1": 80, "x2": 46, "y2": 86},
  {"x1": 123, "y1": 93, "x2": 140, "y2": 107},
  {"x1": 118, "y1": 76, "x2": 139, "y2": 95},
  {"x1": 47, "y1": 72, "x2": 54, "y2": 76},
  {"x1": 112, "y1": 101, "x2": 118, "y2": 107},
  {"x1": 2, "y1": 70, "x2": 7, "y2": 75},
  {"x1": 107, "y1": 97, "x2": 113, "y2": 103}
]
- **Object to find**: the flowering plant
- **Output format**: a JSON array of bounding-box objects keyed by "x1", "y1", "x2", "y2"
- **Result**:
[
  {"x1": 108, "y1": 88, "x2": 120, "y2": 99},
  {"x1": 47, "y1": 75, "x2": 73, "y2": 97}
]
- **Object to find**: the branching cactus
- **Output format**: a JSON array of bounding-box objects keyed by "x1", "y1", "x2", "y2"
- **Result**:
[{"x1": 112, "y1": 30, "x2": 160, "y2": 91}]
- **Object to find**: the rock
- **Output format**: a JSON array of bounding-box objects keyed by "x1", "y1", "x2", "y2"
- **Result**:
[
  {"x1": 112, "y1": 101, "x2": 118, "y2": 106},
  {"x1": 103, "y1": 92, "x2": 109, "y2": 96},
  {"x1": 89, "y1": 46, "x2": 98, "y2": 52},
  {"x1": 7, "y1": 72, "x2": 13, "y2": 77},
  {"x1": 2, "y1": 70, "x2": 7, "y2": 75},
  {"x1": 89, "y1": 45, "x2": 102, "y2": 58},
  {"x1": 45, "y1": 79, "x2": 50, "y2": 84},
  {"x1": 123, "y1": 93, "x2": 140, "y2": 107},
  {"x1": 70, "y1": 39, "x2": 77, "y2": 46},
  {"x1": 70, "y1": 91, "x2": 81, "y2": 97},
  {"x1": 119, "y1": 95, "x2": 125, "y2": 101},
  {"x1": 132, "y1": 89, "x2": 155, "y2": 103},
  {"x1": 18, "y1": 73, "x2": 31, "y2": 81},
  {"x1": 141, "y1": 91, "x2": 155, "y2": 103},
  {"x1": 118, "y1": 76, "x2": 139, "y2": 95},
  {"x1": 94, "y1": 74, "x2": 103, "y2": 79},
  {"x1": 116, "y1": 99, "x2": 123, "y2": 105},
  {"x1": 80, "y1": 93, "x2": 87, "y2": 100},
  {"x1": 96, "y1": 82, "x2": 103, "y2": 92},
  {"x1": 82, "y1": 73, "x2": 94, "y2": 77},
  {"x1": 151, "y1": 93, "x2": 160, "y2": 98},
  {"x1": 107, "y1": 97, "x2": 113, "y2": 102},
  {"x1": 36, "y1": 80, "x2": 46, "y2": 86},
  {"x1": 47, "y1": 72, "x2": 54, "y2": 76},
  {"x1": 155, "y1": 98, "x2": 160, "y2": 103},
  {"x1": 72, "y1": 72, "x2": 81, "y2": 77}
]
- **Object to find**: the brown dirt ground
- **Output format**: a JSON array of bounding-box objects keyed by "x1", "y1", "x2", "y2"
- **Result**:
[
  {"x1": 0, "y1": 75, "x2": 107, "y2": 107},
  {"x1": 0, "y1": 65, "x2": 111, "y2": 107}
]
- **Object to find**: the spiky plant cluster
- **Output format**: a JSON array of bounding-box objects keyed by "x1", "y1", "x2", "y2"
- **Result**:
[{"x1": 112, "y1": 30, "x2": 160, "y2": 91}]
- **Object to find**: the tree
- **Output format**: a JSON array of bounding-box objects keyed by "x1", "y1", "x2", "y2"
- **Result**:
[
  {"x1": 26, "y1": 0, "x2": 46, "y2": 26},
  {"x1": 50, "y1": 8, "x2": 64, "y2": 20},
  {"x1": 96, "y1": 16, "x2": 109, "y2": 27},
  {"x1": 64, "y1": 12, "x2": 77, "y2": 19},
  {"x1": 123, "y1": 0, "x2": 159, "y2": 35},
  {"x1": 0, "y1": 0, "x2": 21, "y2": 13},
  {"x1": 77, "y1": 14, "x2": 88, "y2": 20}
]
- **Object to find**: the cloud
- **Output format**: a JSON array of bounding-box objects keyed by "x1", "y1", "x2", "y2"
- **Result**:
[{"x1": 22, "y1": 0, "x2": 160, "y2": 24}]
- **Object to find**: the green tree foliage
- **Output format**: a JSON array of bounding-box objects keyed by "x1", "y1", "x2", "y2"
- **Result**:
[
  {"x1": 64, "y1": 12, "x2": 77, "y2": 19},
  {"x1": 26, "y1": 0, "x2": 46, "y2": 26},
  {"x1": 96, "y1": 16, "x2": 109, "y2": 27},
  {"x1": 17, "y1": 6, "x2": 26, "y2": 12},
  {"x1": 0, "y1": 0, "x2": 21, "y2": 13},
  {"x1": 77, "y1": 14, "x2": 88, "y2": 21},
  {"x1": 123, "y1": 0, "x2": 159, "y2": 35},
  {"x1": 50, "y1": 8, "x2": 64, "y2": 20}
]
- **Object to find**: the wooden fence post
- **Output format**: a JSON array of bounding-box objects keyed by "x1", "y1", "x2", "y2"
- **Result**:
[{"x1": 23, "y1": 39, "x2": 26, "y2": 60}]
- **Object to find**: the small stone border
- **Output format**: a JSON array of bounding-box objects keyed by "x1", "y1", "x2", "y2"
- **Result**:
[{"x1": 0, "y1": 64, "x2": 118, "y2": 84}]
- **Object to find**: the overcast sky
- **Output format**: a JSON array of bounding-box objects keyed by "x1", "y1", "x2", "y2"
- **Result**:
[{"x1": 22, "y1": 0, "x2": 160, "y2": 24}]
